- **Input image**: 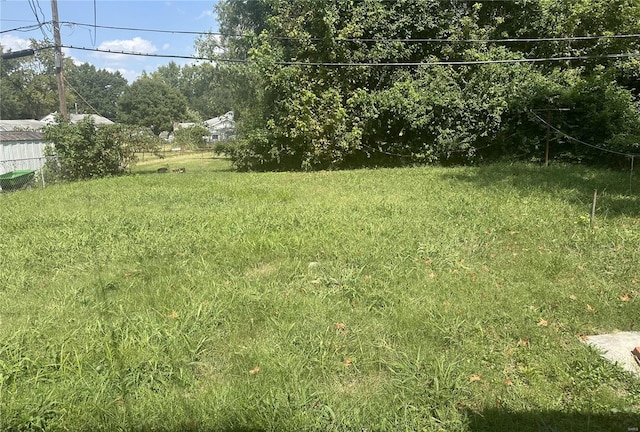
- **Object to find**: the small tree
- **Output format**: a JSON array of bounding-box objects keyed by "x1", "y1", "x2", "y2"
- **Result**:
[
  {"x1": 44, "y1": 116, "x2": 137, "y2": 181},
  {"x1": 117, "y1": 76, "x2": 188, "y2": 134},
  {"x1": 110, "y1": 125, "x2": 163, "y2": 157},
  {"x1": 173, "y1": 125, "x2": 210, "y2": 149}
]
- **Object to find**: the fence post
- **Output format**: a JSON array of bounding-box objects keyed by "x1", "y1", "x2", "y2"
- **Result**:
[
  {"x1": 630, "y1": 156, "x2": 635, "y2": 194},
  {"x1": 590, "y1": 190, "x2": 598, "y2": 229}
]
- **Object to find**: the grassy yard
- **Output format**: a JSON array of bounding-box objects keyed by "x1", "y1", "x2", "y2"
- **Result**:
[{"x1": 1, "y1": 156, "x2": 639, "y2": 431}]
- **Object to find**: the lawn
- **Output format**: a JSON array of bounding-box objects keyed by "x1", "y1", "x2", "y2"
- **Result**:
[{"x1": 1, "y1": 156, "x2": 639, "y2": 431}]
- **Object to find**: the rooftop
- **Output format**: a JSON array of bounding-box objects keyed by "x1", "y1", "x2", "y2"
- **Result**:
[
  {"x1": 0, "y1": 119, "x2": 46, "y2": 132},
  {"x1": 0, "y1": 130, "x2": 45, "y2": 142}
]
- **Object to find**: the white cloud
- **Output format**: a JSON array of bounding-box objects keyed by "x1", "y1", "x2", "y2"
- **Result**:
[
  {"x1": 197, "y1": 9, "x2": 215, "y2": 20},
  {"x1": 0, "y1": 34, "x2": 31, "y2": 52},
  {"x1": 95, "y1": 37, "x2": 157, "y2": 64},
  {"x1": 60, "y1": 47, "x2": 85, "y2": 66},
  {"x1": 162, "y1": 43, "x2": 171, "y2": 51},
  {"x1": 105, "y1": 67, "x2": 141, "y2": 83}
]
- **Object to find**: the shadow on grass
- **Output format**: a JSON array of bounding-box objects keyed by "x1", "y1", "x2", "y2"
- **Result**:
[
  {"x1": 466, "y1": 408, "x2": 640, "y2": 432},
  {"x1": 441, "y1": 163, "x2": 640, "y2": 217}
]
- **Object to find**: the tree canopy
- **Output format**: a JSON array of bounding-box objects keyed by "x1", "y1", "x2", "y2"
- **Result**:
[
  {"x1": 66, "y1": 63, "x2": 128, "y2": 121},
  {"x1": 0, "y1": 40, "x2": 126, "y2": 121},
  {"x1": 200, "y1": 0, "x2": 640, "y2": 170},
  {"x1": 153, "y1": 61, "x2": 237, "y2": 120},
  {"x1": 116, "y1": 75, "x2": 188, "y2": 134},
  {"x1": 0, "y1": 39, "x2": 75, "y2": 120}
]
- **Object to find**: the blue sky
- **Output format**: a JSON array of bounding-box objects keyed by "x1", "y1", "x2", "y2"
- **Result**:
[{"x1": 1, "y1": 0, "x2": 220, "y2": 82}]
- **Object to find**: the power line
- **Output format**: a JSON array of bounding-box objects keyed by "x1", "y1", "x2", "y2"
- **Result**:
[
  {"x1": 4, "y1": 20, "x2": 639, "y2": 46},
  {"x1": 530, "y1": 111, "x2": 640, "y2": 158},
  {"x1": 27, "y1": 0, "x2": 50, "y2": 39},
  {"x1": 63, "y1": 75, "x2": 103, "y2": 118},
  {"x1": 59, "y1": 44, "x2": 640, "y2": 66},
  {"x1": 0, "y1": 19, "x2": 41, "y2": 23},
  {"x1": 59, "y1": 21, "x2": 216, "y2": 37},
  {"x1": 0, "y1": 21, "x2": 52, "y2": 34},
  {"x1": 91, "y1": 0, "x2": 97, "y2": 46},
  {"x1": 271, "y1": 53, "x2": 640, "y2": 66},
  {"x1": 60, "y1": 45, "x2": 226, "y2": 63},
  {"x1": 57, "y1": 20, "x2": 640, "y2": 44}
]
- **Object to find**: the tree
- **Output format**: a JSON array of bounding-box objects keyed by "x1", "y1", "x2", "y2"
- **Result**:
[
  {"x1": 0, "y1": 39, "x2": 75, "y2": 119},
  {"x1": 116, "y1": 76, "x2": 188, "y2": 134},
  {"x1": 43, "y1": 116, "x2": 137, "y2": 181},
  {"x1": 173, "y1": 124, "x2": 211, "y2": 149},
  {"x1": 203, "y1": 0, "x2": 640, "y2": 170},
  {"x1": 153, "y1": 61, "x2": 235, "y2": 120},
  {"x1": 66, "y1": 63, "x2": 128, "y2": 120}
]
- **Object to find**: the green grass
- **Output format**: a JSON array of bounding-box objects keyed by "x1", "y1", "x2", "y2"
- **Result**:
[{"x1": 1, "y1": 158, "x2": 639, "y2": 431}]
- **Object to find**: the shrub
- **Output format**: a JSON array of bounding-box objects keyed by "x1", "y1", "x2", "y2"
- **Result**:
[
  {"x1": 173, "y1": 125, "x2": 210, "y2": 149},
  {"x1": 43, "y1": 116, "x2": 139, "y2": 181}
]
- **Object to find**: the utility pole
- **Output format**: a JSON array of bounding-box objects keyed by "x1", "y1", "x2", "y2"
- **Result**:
[{"x1": 51, "y1": 0, "x2": 68, "y2": 120}]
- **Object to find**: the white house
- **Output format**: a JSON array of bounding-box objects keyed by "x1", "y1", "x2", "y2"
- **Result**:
[
  {"x1": 204, "y1": 111, "x2": 235, "y2": 142},
  {"x1": 0, "y1": 119, "x2": 47, "y2": 132}
]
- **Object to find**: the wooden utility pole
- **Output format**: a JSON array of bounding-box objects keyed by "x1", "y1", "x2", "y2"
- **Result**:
[{"x1": 51, "y1": 0, "x2": 68, "y2": 120}]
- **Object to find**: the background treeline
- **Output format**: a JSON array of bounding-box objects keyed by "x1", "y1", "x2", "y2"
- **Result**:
[
  {"x1": 201, "y1": 0, "x2": 640, "y2": 170},
  {"x1": 0, "y1": 42, "x2": 234, "y2": 134},
  {"x1": 2, "y1": 0, "x2": 639, "y2": 172}
]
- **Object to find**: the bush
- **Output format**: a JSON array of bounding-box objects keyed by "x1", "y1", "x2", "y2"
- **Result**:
[
  {"x1": 43, "y1": 116, "x2": 138, "y2": 181},
  {"x1": 173, "y1": 125, "x2": 210, "y2": 149},
  {"x1": 221, "y1": 64, "x2": 639, "y2": 171},
  {"x1": 557, "y1": 71, "x2": 640, "y2": 162}
]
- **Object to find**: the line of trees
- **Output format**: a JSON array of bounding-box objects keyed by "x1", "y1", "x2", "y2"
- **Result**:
[
  {"x1": 1, "y1": 39, "x2": 236, "y2": 180},
  {"x1": 199, "y1": 0, "x2": 640, "y2": 170},
  {"x1": 2, "y1": 1, "x2": 639, "y2": 173},
  {"x1": 0, "y1": 41, "x2": 232, "y2": 134}
]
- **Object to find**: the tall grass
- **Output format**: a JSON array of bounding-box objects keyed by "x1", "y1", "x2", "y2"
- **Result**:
[{"x1": 1, "y1": 159, "x2": 639, "y2": 431}]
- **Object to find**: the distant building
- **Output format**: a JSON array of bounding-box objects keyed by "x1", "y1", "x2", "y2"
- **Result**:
[
  {"x1": 173, "y1": 122, "x2": 197, "y2": 131},
  {"x1": 204, "y1": 111, "x2": 235, "y2": 142},
  {"x1": 0, "y1": 114, "x2": 113, "y2": 175},
  {"x1": 169, "y1": 112, "x2": 236, "y2": 143},
  {"x1": 0, "y1": 119, "x2": 47, "y2": 132},
  {"x1": 40, "y1": 112, "x2": 115, "y2": 126},
  {"x1": 0, "y1": 129, "x2": 49, "y2": 174},
  {"x1": 0, "y1": 119, "x2": 48, "y2": 174}
]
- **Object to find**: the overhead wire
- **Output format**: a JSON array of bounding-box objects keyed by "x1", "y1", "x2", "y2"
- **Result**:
[
  {"x1": 3, "y1": 20, "x2": 639, "y2": 55},
  {"x1": 0, "y1": 22, "x2": 52, "y2": 34},
  {"x1": 0, "y1": 19, "x2": 41, "y2": 23},
  {"x1": 56, "y1": 20, "x2": 640, "y2": 44},
  {"x1": 63, "y1": 75, "x2": 104, "y2": 117},
  {"x1": 91, "y1": 0, "x2": 97, "y2": 46},
  {"x1": 3, "y1": 7, "x2": 638, "y2": 71},
  {"x1": 33, "y1": 0, "x2": 47, "y2": 23},
  {"x1": 58, "y1": 44, "x2": 640, "y2": 66},
  {"x1": 530, "y1": 111, "x2": 640, "y2": 158},
  {"x1": 27, "y1": 0, "x2": 50, "y2": 39}
]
